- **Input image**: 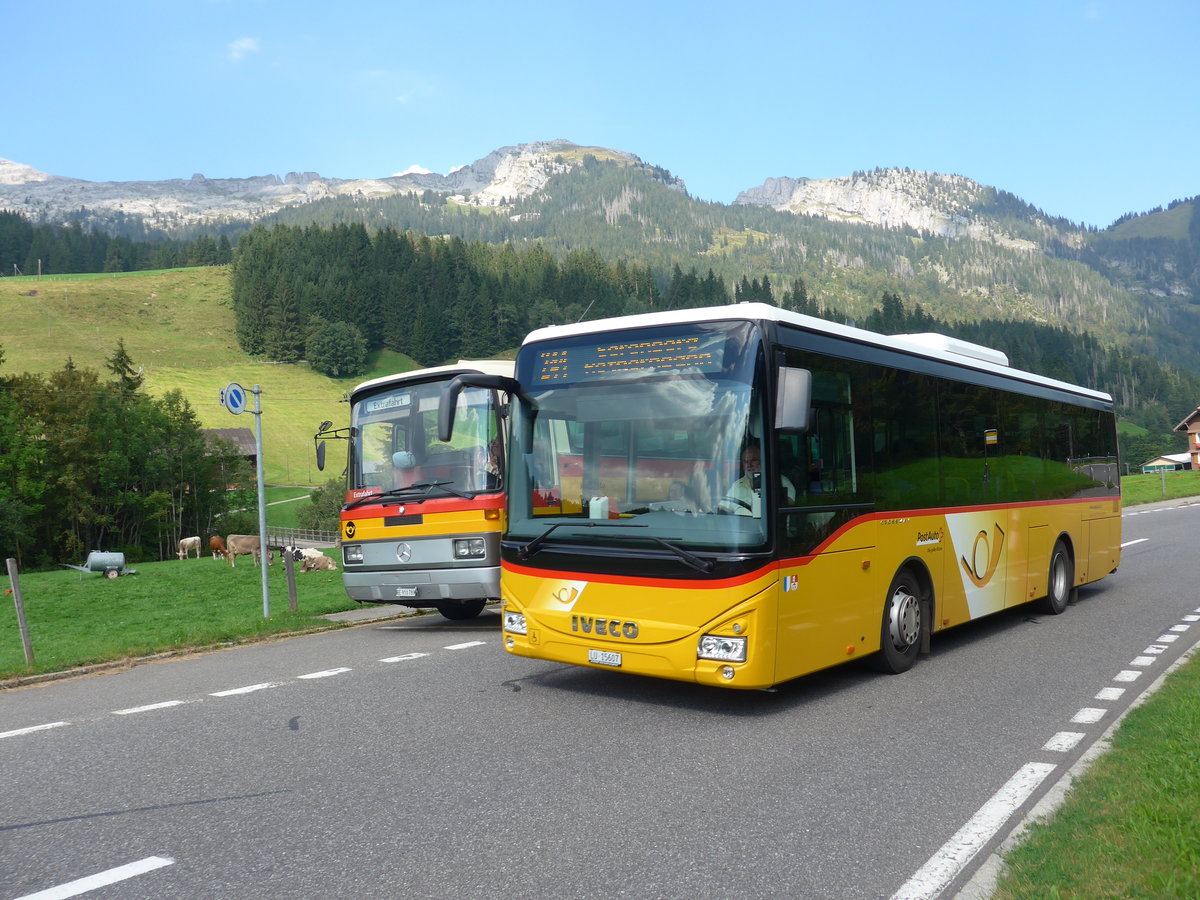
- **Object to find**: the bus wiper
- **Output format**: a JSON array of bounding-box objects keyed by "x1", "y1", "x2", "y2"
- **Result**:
[
  {"x1": 648, "y1": 536, "x2": 715, "y2": 574},
  {"x1": 344, "y1": 480, "x2": 468, "y2": 510},
  {"x1": 518, "y1": 521, "x2": 644, "y2": 560},
  {"x1": 413, "y1": 480, "x2": 470, "y2": 499}
]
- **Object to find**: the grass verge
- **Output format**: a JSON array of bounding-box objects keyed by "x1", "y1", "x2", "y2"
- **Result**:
[
  {"x1": 992, "y1": 650, "x2": 1200, "y2": 899},
  {"x1": 1, "y1": 554, "x2": 364, "y2": 681},
  {"x1": 1120, "y1": 471, "x2": 1200, "y2": 506}
]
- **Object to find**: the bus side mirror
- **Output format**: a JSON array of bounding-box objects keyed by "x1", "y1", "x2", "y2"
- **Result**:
[
  {"x1": 776, "y1": 367, "x2": 812, "y2": 432},
  {"x1": 316, "y1": 441, "x2": 326, "y2": 472},
  {"x1": 438, "y1": 373, "x2": 520, "y2": 443}
]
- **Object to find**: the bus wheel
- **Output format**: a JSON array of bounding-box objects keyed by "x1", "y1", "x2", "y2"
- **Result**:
[
  {"x1": 1039, "y1": 540, "x2": 1074, "y2": 615},
  {"x1": 436, "y1": 598, "x2": 486, "y2": 620},
  {"x1": 874, "y1": 569, "x2": 922, "y2": 674}
]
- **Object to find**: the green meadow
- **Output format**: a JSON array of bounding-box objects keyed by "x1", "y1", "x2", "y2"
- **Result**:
[{"x1": 1, "y1": 266, "x2": 423, "y2": 485}]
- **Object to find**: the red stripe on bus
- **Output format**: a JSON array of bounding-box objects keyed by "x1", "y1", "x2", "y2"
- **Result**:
[{"x1": 342, "y1": 493, "x2": 504, "y2": 520}]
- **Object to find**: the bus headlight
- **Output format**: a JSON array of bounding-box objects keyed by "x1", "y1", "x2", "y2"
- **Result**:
[
  {"x1": 503, "y1": 611, "x2": 528, "y2": 635},
  {"x1": 698, "y1": 634, "x2": 747, "y2": 663},
  {"x1": 453, "y1": 538, "x2": 486, "y2": 559},
  {"x1": 344, "y1": 545, "x2": 364, "y2": 564}
]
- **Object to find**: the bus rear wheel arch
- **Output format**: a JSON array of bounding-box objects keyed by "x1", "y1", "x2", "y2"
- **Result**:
[{"x1": 873, "y1": 564, "x2": 932, "y2": 674}]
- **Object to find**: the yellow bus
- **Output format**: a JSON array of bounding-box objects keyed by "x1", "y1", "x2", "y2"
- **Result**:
[
  {"x1": 440, "y1": 304, "x2": 1121, "y2": 688},
  {"x1": 316, "y1": 361, "x2": 513, "y2": 620}
]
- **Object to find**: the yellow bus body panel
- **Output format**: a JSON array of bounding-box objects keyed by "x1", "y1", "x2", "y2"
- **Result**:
[
  {"x1": 502, "y1": 498, "x2": 1121, "y2": 690},
  {"x1": 343, "y1": 507, "x2": 504, "y2": 543}
]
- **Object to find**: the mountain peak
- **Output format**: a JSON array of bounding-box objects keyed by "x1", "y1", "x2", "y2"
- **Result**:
[{"x1": 735, "y1": 168, "x2": 1044, "y2": 248}]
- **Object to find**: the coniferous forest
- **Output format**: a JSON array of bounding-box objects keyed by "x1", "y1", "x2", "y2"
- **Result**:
[{"x1": 228, "y1": 221, "x2": 1200, "y2": 440}]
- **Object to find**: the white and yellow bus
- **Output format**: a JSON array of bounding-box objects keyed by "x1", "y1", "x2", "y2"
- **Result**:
[
  {"x1": 317, "y1": 361, "x2": 513, "y2": 621},
  {"x1": 440, "y1": 304, "x2": 1121, "y2": 688}
]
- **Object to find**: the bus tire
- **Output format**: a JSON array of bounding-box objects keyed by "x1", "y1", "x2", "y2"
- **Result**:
[
  {"x1": 436, "y1": 598, "x2": 487, "y2": 620},
  {"x1": 1039, "y1": 540, "x2": 1073, "y2": 616},
  {"x1": 874, "y1": 568, "x2": 923, "y2": 674}
]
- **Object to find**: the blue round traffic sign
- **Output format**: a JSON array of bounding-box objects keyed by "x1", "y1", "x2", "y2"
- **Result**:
[{"x1": 224, "y1": 382, "x2": 247, "y2": 415}]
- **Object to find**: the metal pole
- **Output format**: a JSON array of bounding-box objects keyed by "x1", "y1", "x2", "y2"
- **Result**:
[
  {"x1": 253, "y1": 386, "x2": 270, "y2": 618},
  {"x1": 7, "y1": 558, "x2": 35, "y2": 666}
]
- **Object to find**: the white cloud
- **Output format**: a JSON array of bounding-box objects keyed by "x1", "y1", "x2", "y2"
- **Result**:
[
  {"x1": 394, "y1": 165, "x2": 432, "y2": 177},
  {"x1": 227, "y1": 37, "x2": 261, "y2": 62}
]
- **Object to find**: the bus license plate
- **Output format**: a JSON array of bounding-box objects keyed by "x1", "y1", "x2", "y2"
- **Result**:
[
  {"x1": 394, "y1": 586, "x2": 419, "y2": 599},
  {"x1": 588, "y1": 649, "x2": 622, "y2": 668}
]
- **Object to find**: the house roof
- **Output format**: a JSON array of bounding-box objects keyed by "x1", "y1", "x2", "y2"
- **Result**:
[
  {"x1": 1142, "y1": 452, "x2": 1192, "y2": 466},
  {"x1": 1173, "y1": 407, "x2": 1200, "y2": 432},
  {"x1": 204, "y1": 428, "x2": 257, "y2": 456}
]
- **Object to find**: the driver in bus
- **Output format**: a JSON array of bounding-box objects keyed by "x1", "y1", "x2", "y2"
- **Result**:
[{"x1": 719, "y1": 441, "x2": 795, "y2": 515}]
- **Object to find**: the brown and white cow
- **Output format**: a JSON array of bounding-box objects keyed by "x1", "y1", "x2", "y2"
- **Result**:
[
  {"x1": 225, "y1": 534, "x2": 274, "y2": 567},
  {"x1": 209, "y1": 535, "x2": 228, "y2": 560}
]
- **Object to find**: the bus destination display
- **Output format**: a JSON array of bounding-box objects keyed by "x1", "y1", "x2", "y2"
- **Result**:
[{"x1": 535, "y1": 334, "x2": 725, "y2": 384}]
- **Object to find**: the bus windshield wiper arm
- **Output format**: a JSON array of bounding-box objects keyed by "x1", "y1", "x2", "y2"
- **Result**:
[
  {"x1": 518, "y1": 521, "x2": 645, "y2": 560},
  {"x1": 344, "y1": 480, "x2": 468, "y2": 510},
  {"x1": 649, "y1": 536, "x2": 714, "y2": 574},
  {"x1": 413, "y1": 480, "x2": 470, "y2": 499}
]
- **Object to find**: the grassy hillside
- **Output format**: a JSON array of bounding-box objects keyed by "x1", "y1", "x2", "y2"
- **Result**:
[{"x1": 0, "y1": 266, "x2": 423, "y2": 485}]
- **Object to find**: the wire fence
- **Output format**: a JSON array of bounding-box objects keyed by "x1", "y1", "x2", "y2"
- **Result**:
[{"x1": 266, "y1": 527, "x2": 339, "y2": 548}]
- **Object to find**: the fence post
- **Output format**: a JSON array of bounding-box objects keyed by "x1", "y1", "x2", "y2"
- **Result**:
[
  {"x1": 6, "y1": 558, "x2": 35, "y2": 666},
  {"x1": 284, "y1": 551, "x2": 298, "y2": 612}
]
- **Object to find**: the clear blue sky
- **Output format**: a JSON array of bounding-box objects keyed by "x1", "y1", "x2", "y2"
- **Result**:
[{"x1": 5, "y1": 0, "x2": 1196, "y2": 228}]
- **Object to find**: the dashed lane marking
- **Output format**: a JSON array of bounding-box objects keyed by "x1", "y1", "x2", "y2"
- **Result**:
[
  {"x1": 210, "y1": 682, "x2": 280, "y2": 697},
  {"x1": 296, "y1": 667, "x2": 352, "y2": 679},
  {"x1": 14, "y1": 855, "x2": 174, "y2": 900},
  {"x1": 380, "y1": 652, "x2": 430, "y2": 662},
  {"x1": 1, "y1": 721, "x2": 70, "y2": 740},
  {"x1": 113, "y1": 700, "x2": 187, "y2": 716}
]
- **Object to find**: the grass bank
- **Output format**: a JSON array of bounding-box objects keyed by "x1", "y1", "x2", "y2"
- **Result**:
[
  {"x1": 1, "y1": 553, "x2": 362, "y2": 681},
  {"x1": 0, "y1": 267, "x2": 425, "y2": 486},
  {"x1": 1120, "y1": 470, "x2": 1200, "y2": 506},
  {"x1": 993, "y1": 650, "x2": 1200, "y2": 899}
]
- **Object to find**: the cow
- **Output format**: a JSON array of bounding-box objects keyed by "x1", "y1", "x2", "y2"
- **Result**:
[
  {"x1": 209, "y1": 535, "x2": 228, "y2": 560},
  {"x1": 225, "y1": 534, "x2": 274, "y2": 567},
  {"x1": 282, "y1": 545, "x2": 325, "y2": 564},
  {"x1": 176, "y1": 535, "x2": 201, "y2": 560},
  {"x1": 301, "y1": 554, "x2": 337, "y2": 572}
]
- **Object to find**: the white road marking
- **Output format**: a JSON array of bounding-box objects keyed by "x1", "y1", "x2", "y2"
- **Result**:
[
  {"x1": 1095, "y1": 687, "x2": 1125, "y2": 701},
  {"x1": 444, "y1": 641, "x2": 486, "y2": 650},
  {"x1": 1120, "y1": 538, "x2": 1148, "y2": 547},
  {"x1": 1131, "y1": 656, "x2": 1156, "y2": 667},
  {"x1": 1, "y1": 721, "x2": 69, "y2": 740},
  {"x1": 1157, "y1": 633, "x2": 1180, "y2": 642},
  {"x1": 297, "y1": 667, "x2": 351, "y2": 679},
  {"x1": 1043, "y1": 732, "x2": 1085, "y2": 752},
  {"x1": 1184, "y1": 614, "x2": 1200, "y2": 622},
  {"x1": 113, "y1": 700, "x2": 186, "y2": 715},
  {"x1": 1113, "y1": 669, "x2": 1143, "y2": 682},
  {"x1": 380, "y1": 652, "x2": 430, "y2": 662},
  {"x1": 1070, "y1": 707, "x2": 1107, "y2": 724},
  {"x1": 1169, "y1": 623, "x2": 1191, "y2": 632},
  {"x1": 15, "y1": 855, "x2": 174, "y2": 899},
  {"x1": 210, "y1": 682, "x2": 280, "y2": 697},
  {"x1": 889, "y1": 762, "x2": 1056, "y2": 900},
  {"x1": 1143, "y1": 644, "x2": 1168, "y2": 655}
]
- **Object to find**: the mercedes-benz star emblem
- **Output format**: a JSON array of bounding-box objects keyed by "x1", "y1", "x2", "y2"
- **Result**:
[{"x1": 396, "y1": 542, "x2": 412, "y2": 563}]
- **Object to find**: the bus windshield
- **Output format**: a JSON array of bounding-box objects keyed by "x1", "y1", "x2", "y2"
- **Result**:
[
  {"x1": 507, "y1": 321, "x2": 770, "y2": 553},
  {"x1": 353, "y1": 380, "x2": 502, "y2": 499}
]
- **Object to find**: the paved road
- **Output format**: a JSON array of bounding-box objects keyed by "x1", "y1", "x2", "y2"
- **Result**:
[{"x1": 2, "y1": 503, "x2": 1197, "y2": 899}]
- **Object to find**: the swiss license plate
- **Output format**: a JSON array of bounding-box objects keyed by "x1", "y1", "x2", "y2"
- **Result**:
[
  {"x1": 394, "y1": 586, "x2": 419, "y2": 599},
  {"x1": 588, "y1": 649, "x2": 622, "y2": 668}
]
